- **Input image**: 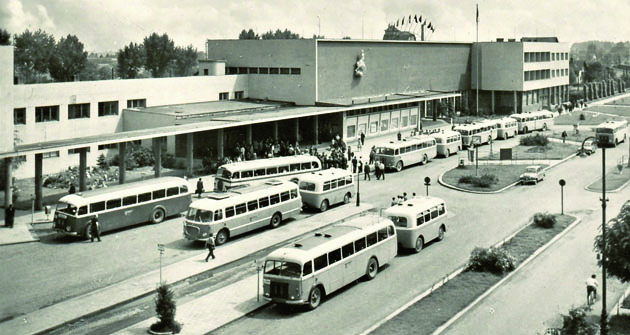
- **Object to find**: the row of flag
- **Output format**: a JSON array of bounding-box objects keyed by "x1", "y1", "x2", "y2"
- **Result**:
[{"x1": 393, "y1": 15, "x2": 435, "y2": 33}]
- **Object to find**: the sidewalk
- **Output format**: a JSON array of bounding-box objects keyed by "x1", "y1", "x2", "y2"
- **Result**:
[
  {"x1": 0, "y1": 208, "x2": 48, "y2": 246},
  {"x1": 0, "y1": 203, "x2": 372, "y2": 335}
]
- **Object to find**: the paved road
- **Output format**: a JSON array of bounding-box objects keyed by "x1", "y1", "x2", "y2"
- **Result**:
[{"x1": 212, "y1": 139, "x2": 627, "y2": 335}]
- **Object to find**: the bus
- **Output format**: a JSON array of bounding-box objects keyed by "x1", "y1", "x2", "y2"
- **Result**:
[
  {"x1": 495, "y1": 117, "x2": 519, "y2": 140},
  {"x1": 454, "y1": 123, "x2": 493, "y2": 148},
  {"x1": 183, "y1": 180, "x2": 302, "y2": 245},
  {"x1": 53, "y1": 177, "x2": 191, "y2": 239},
  {"x1": 595, "y1": 120, "x2": 628, "y2": 147},
  {"x1": 432, "y1": 130, "x2": 462, "y2": 157},
  {"x1": 510, "y1": 110, "x2": 554, "y2": 134},
  {"x1": 383, "y1": 196, "x2": 447, "y2": 253},
  {"x1": 214, "y1": 155, "x2": 321, "y2": 191},
  {"x1": 298, "y1": 168, "x2": 354, "y2": 212},
  {"x1": 262, "y1": 214, "x2": 397, "y2": 310},
  {"x1": 480, "y1": 120, "x2": 498, "y2": 140},
  {"x1": 374, "y1": 135, "x2": 437, "y2": 172}
]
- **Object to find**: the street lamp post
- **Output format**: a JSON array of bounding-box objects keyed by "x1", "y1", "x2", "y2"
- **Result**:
[
  {"x1": 424, "y1": 177, "x2": 431, "y2": 196},
  {"x1": 559, "y1": 179, "x2": 566, "y2": 215},
  {"x1": 356, "y1": 166, "x2": 361, "y2": 206}
]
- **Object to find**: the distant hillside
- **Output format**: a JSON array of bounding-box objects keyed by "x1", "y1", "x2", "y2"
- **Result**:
[{"x1": 571, "y1": 40, "x2": 630, "y2": 65}]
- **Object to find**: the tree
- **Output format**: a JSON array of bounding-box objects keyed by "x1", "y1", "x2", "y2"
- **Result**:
[
  {"x1": 143, "y1": 33, "x2": 175, "y2": 78},
  {"x1": 595, "y1": 200, "x2": 630, "y2": 283},
  {"x1": 561, "y1": 306, "x2": 598, "y2": 335},
  {"x1": 172, "y1": 45, "x2": 198, "y2": 77},
  {"x1": 48, "y1": 34, "x2": 88, "y2": 82},
  {"x1": 150, "y1": 283, "x2": 181, "y2": 333},
  {"x1": 583, "y1": 61, "x2": 606, "y2": 82},
  {"x1": 117, "y1": 42, "x2": 145, "y2": 79},
  {"x1": 0, "y1": 29, "x2": 10, "y2": 45},
  {"x1": 13, "y1": 29, "x2": 56, "y2": 83},
  {"x1": 261, "y1": 29, "x2": 301, "y2": 40},
  {"x1": 238, "y1": 29, "x2": 259, "y2": 40}
]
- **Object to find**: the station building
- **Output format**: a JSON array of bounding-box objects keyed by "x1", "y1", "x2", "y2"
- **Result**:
[{"x1": 0, "y1": 36, "x2": 569, "y2": 209}]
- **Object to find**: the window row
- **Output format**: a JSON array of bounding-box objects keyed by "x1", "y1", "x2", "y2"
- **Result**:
[
  {"x1": 524, "y1": 69, "x2": 567, "y2": 81},
  {"x1": 416, "y1": 204, "x2": 446, "y2": 226},
  {"x1": 226, "y1": 67, "x2": 301, "y2": 75},
  {"x1": 322, "y1": 176, "x2": 354, "y2": 191},
  {"x1": 224, "y1": 162, "x2": 319, "y2": 180},
  {"x1": 524, "y1": 51, "x2": 569, "y2": 63},
  {"x1": 14, "y1": 100, "x2": 142, "y2": 124},
  {"x1": 346, "y1": 102, "x2": 419, "y2": 117},
  {"x1": 224, "y1": 189, "x2": 299, "y2": 219},
  {"x1": 87, "y1": 185, "x2": 188, "y2": 215}
]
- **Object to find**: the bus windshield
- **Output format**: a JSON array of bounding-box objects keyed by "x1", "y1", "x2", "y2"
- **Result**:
[
  {"x1": 299, "y1": 181, "x2": 316, "y2": 191},
  {"x1": 596, "y1": 128, "x2": 613, "y2": 134},
  {"x1": 388, "y1": 216, "x2": 407, "y2": 228},
  {"x1": 56, "y1": 201, "x2": 78, "y2": 216},
  {"x1": 186, "y1": 208, "x2": 213, "y2": 223},
  {"x1": 264, "y1": 260, "x2": 302, "y2": 278},
  {"x1": 377, "y1": 147, "x2": 395, "y2": 155},
  {"x1": 218, "y1": 168, "x2": 232, "y2": 179}
]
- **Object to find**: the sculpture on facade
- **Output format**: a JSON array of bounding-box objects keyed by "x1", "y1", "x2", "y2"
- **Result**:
[{"x1": 354, "y1": 50, "x2": 366, "y2": 77}]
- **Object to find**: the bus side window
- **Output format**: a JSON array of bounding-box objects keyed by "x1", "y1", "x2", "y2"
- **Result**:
[
  {"x1": 153, "y1": 189, "x2": 166, "y2": 199},
  {"x1": 225, "y1": 206, "x2": 235, "y2": 218},
  {"x1": 290, "y1": 163, "x2": 300, "y2": 171},
  {"x1": 313, "y1": 254, "x2": 328, "y2": 272},
  {"x1": 431, "y1": 207, "x2": 439, "y2": 219},
  {"x1": 138, "y1": 192, "x2": 152, "y2": 203},
  {"x1": 270, "y1": 194, "x2": 280, "y2": 205},
  {"x1": 323, "y1": 181, "x2": 331, "y2": 191},
  {"x1": 267, "y1": 167, "x2": 278, "y2": 175},
  {"x1": 330, "y1": 179, "x2": 337, "y2": 189},
  {"x1": 377, "y1": 228, "x2": 388, "y2": 242},
  {"x1": 395, "y1": 149, "x2": 399, "y2": 155},
  {"x1": 354, "y1": 236, "x2": 367, "y2": 252},
  {"x1": 416, "y1": 215, "x2": 425, "y2": 226},
  {"x1": 123, "y1": 195, "x2": 137, "y2": 206},
  {"x1": 179, "y1": 185, "x2": 189, "y2": 193},
  {"x1": 424, "y1": 210, "x2": 431, "y2": 223},
  {"x1": 259, "y1": 197, "x2": 270, "y2": 208},
  {"x1": 242, "y1": 170, "x2": 253, "y2": 178},
  {"x1": 342, "y1": 242, "x2": 354, "y2": 258},
  {"x1": 255, "y1": 168, "x2": 266, "y2": 177},
  {"x1": 311, "y1": 161, "x2": 319, "y2": 169},
  {"x1": 213, "y1": 210, "x2": 223, "y2": 221},
  {"x1": 337, "y1": 177, "x2": 345, "y2": 187},
  {"x1": 366, "y1": 232, "x2": 378, "y2": 247},
  {"x1": 78, "y1": 206, "x2": 88, "y2": 216},
  {"x1": 280, "y1": 191, "x2": 290, "y2": 202},
  {"x1": 301, "y1": 162, "x2": 312, "y2": 170},
  {"x1": 235, "y1": 203, "x2": 247, "y2": 215},
  {"x1": 231, "y1": 172, "x2": 240, "y2": 180},
  {"x1": 438, "y1": 204, "x2": 446, "y2": 215},
  {"x1": 106, "y1": 198, "x2": 122, "y2": 209},
  {"x1": 387, "y1": 225, "x2": 395, "y2": 237},
  {"x1": 290, "y1": 189, "x2": 298, "y2": 199},
  {"x1": 279, "y1": 165, "x2": 289, "y2": 173},
  {"x1": 247, "y1": 200, "x2": 258, "y2": 211},
  {"x1": 303, "y1": 261, "x2": 313, "y2": 276},
  {"x1": 90, "y1": 201, "x2": 105, "y2": 213},
  {"x1": 328, "y1": 249, "x2": 342, "y2": 265},
  {"x1": 167, "y1": 187, "x2": 179, "y2": 197},
  {"x1": 346, "y1": 176, "x2": 353, "y2": 184}
]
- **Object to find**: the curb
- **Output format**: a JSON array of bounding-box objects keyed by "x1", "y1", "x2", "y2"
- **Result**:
[
  {"x1": 432, "y1": 215, "x2": 583, "y2": 335},
  {"x1": 438, "y1": 153, "x2": 577, "y2": 194},
  {"x1": 584, "y1": 171, "x2": 630, "y2": 193},
  {"x1": 611, "y1": 284, "x2": 630, "y2": 316}
]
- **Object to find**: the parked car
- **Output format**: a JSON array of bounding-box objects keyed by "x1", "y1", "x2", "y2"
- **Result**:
[
  {"x1": 582, "y1": 139, "x2": 597, "y2": 155},
  {"x1": 520, "y1": 165, "x2": 546, "y2": 185}
]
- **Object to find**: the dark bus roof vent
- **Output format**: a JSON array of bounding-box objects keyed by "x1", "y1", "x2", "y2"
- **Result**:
[
  {"x1": 314, "y1": 232, "x2": 323, "y2": 237},
  {"x1": 294, "y1": 243, "x2": 303, "y2": 248},
  {"x1": 324, "y1": 234, "x2": 332, "y2": 238}
]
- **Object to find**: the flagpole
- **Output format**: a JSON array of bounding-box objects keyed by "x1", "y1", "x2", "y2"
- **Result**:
[{"x1": 476, "y1": 3, "x2": 479, "y2": 117}]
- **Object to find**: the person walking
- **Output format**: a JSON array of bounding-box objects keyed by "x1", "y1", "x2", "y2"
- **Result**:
[
  {"x1": 5, "y1": 204, "x2": 15, "y2": 228},
  {"x1": 391, "y1": 197, "x2": 397, "y2": 206},
  {"x1": 403, "y1": 192, "x2": 408, "y2": 201},
  {"x1": 364, "y1": 161, "x2": 371, "y2": 181},
  {"x1": 358, "y1": 160, "x2": 363, "y2": 174},
  {"x1": 379, "y1": 160, "x2": 386, "y2": 180},
  {"x1": 90, "y1": 214, "x2": 101, "y2": 242},
  {"x1": 196, "y1": 178, "x2": 204, "y2": 198},
  {"x1": 374, "y1": 160, "x2": 381, "y2": 180},
  {"x1": 351, "y1": 155, "x2": 358, "y2": 173},
  {"x1": 205, "y1": 235, "x2": 216, "y2": 261},
  {"x1": 68, "y1": 183, "x2": 76, "y2": 195},
  {"x1": 360, "y1": 131, "x2": 366, "y2": 147},
  {"x1": 369, "y1": 147, "x2": 375, "y2": 165}
]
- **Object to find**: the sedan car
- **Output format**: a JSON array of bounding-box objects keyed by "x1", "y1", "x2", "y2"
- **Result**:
[{"x1": 520, "y1": 165, "x2": 546, "y2": 185}]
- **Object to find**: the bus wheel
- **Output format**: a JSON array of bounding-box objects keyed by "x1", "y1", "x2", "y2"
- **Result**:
[
  {"x1": 446, "y1": 149, "x2": 451, "y2": 157},
  {"x1": 151, "y1": 208, "x2": 165, "y2": 224},
  {"x1": 523, "y1": 126, "x2": 528, "y2": 134},
  {"x1": 514, "y1": 131, "x2": 518, "y2": 138},
  {"x1": 83, "y1": 224, "x2": 92, "y2": 240},
  {"x1": 320, "y1": 200, "x2": 329, "y2": 212},
  {"x1": 366, "y1": 257, "x2": 379, "y2": 280},
  {"x1": 438, "y1": 226, "x2": 445, "y2": 241},
  {"x1": 395, "y1": 161, "x2": 403, "y2": 172},
  {"x1": 413, "y1": 236, "x2": 424, "y2": 253},
  {"x1": 503, "y1": 133, "x2": 509, "y2": 140},
  {"x1": 422, "y1": 154, "x2": 428, "y2": 165},
  {"x1": 270, "y1": 212, "x2": 282, "y2": 228},
  {"x1": 307, "y1": 286, "x2": 322, "y2": 310},
  {"x1": 343, "y1": 193, "x2": 351, "y2": 204},
  {"x1": 215, "y1": 229, "x2": 229, "y2": 246}
]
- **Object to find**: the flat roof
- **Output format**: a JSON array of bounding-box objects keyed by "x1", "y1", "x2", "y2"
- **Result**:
[{"x1": 319, "y1": 91, "x2": 458, "y2": 107}]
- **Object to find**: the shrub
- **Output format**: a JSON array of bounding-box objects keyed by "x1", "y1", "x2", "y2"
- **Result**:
[
  {"x1": 579, "y1": 113, "x2": 586, "y2": 121},
  {"x1": 97, "y1": 153, "x2": 109, "y2": 170},
  {"x1": 150, "y1": 283, "x2": 182, "y2": 334},
  {"x1": 110, "y1": 153, "x2": 138, "y2": 170},
  {"x1": 131, "y1": 145, "x2": 155, "y2": 167},
  {"x1": 162, "y1": 153, "x2": 177, "y2": 169},
  {"x1": 519, "y1": 133, "x2": 549, "y2": 147},
  {"x1": 466, "y1": 246, "x2": 516, "y2": 275},
  {"x1": 457, "y1": 174, "x2": 498, "y2": 188},
  {"x1": 533, "y1": 212, "x2": 557, "y2": 228},
  {"x1": 560, "y1": 306, "x2": 598, "y2": 335}
]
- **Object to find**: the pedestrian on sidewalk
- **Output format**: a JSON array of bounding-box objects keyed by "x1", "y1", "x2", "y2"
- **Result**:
[
  {"x1": 205, "y1": 235, "x2": 216, "y2": 261},
  {"x1": 358, "y1": 160, "x2": 363, "y2": 174},
  {"x1": 364, "y1": 162, "x2": 371, "y2": 181},
  {"x1": 586, "y1": 274, "x2": 598, "y2": 304},
  {"x1": 5, "y1": 204, "x2": 15, "y2": 228},
  {"x1": 351, "y1": 155, "x2": 357, "y2": 173},
  {"x1": 379, "y1": 161, "x2": 386, "y2": 180},
  {"x1": 375, "y1": 160, "x2": 381, "y2": 180},
  {"x1": 68, "y1": 183, "x2": 76, "y2": 195},
  {"x1": 403, "y1": 192, "x2": 408, "y2": 201},
  {"x1": 90, "y1": 215, "x2": 101, "y2": 242},
  {"x1": 196, "y1": 178, "x2": 204, "y2": 198},
  {"x1": 369, "y1": 146, "x2": 375, "y2": 165},
  {"x1": 561, "y1": 130, "x2": 568, "y2": 144},
  {"x1": 391, "y1": 197, "x2": 397, "y2": 206},
  {"x1": 360, "y1": 131, "x2": 365, "y2": 147}
]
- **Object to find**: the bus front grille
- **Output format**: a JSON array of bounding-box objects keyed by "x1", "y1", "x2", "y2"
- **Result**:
[
  {"x1": 184, "y1": 225, "x2": 200, "y2": 238},
  {"x1": 270, "y1": 281, "x2": 289, "y2": 299}
]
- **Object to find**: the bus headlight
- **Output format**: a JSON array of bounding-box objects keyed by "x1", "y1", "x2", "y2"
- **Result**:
[
  {"x1": 290, "y1": 296, "x2": 295, "y2": 299},
  {"x1": 65, "y1": 226, "x2": 71, "y2": 232},
  {"x1": 202, "y1": 232, "x2": 207, "y2": 237},
  {"x1": 263, "y1": 279, "x2": 270, "y2": 284}
]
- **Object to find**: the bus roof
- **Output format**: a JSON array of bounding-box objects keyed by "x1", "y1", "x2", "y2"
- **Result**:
[
  {"x1": 383, "y1": 196, "x2": 445, "y2": 216},
  {"x1": 57, "y1": 177, "x2": 189, "y2": 207},
  {"x1": 510, "y1": 110, "x2": 553, "y2": 119},
  {"x1": 596, "y1": 120, "x2": 628, "y2": 129},
  {"x1": 453, "y1": 123, "x2": 485, "y2": 130},
  {"x1": 376, "y1": 135, "x2": 434, "y2": 149},
  {"x1": 265, "y1": 215, "x2": 392, "y2": 264},
  {"x1": 431, "y1": 130, "x2": 460, "y2": 139},
  {"x1": 296, "y1": 168, "x2": 352, "y2": 183},
  {"x1": 189, "y1": 180, "x2": 297, "y2": 211},
  {"x1": 219, "y1": 155, "x2": 320, "y2": 172}
]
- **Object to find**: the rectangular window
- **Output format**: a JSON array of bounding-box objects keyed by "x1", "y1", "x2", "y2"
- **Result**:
[
  {"x1": 267, "y1": 167, "x2": 277, "y2": 175},
  {"x1": 259, "y1": 196, "x2": 270, "y2": 208},
  {"x1": 204, "y1": 69, "x2": 209, "y2": 75},
  {"x1": 323, "y1": 181, "x2": 331, "y2": 191},
  {"x1": 35, "y1": 105, "x2": 59, "y2": 123},
  {"x1": 255, "y1": 168, "x2": 266, "y2": 176},
  {"x1": 219, "y1": 92, "x2": 229, "y2": 100},
  {"x1": 248, "y1": 67, "x2": 258, "y2": 74},
  {"x1": 238, "y1": 67, "x2": 247, "y2": 74},
  {"x1": 438, "y1": 204, "x2": 446, "y2": 215},
  {"x1": 68, "y1": 148, "x2": 90, "y2": 155},
  {"x1": 14, "y1": 108, "x2": 26, "y2": 125},
  {"x1": 337, "y1": 177, "x2": 345, "y2": 187},
  {"x1": 152, "y1": 189, "x2": 166, "y2": 199},
  {"x1": 90, "y1": 201, "x2": 105, "y2": 213},
  {"x1": 227, "y1": 67, "x2": 237, "y2": 74},
  {"x1": 402, "y1": 116, "x2": 408, "y2": 127},
  {"x1": 290, "y1": 189, "x2": 298, "y2": 199},
  {"x1": 68, "y1": 103, "x2": 90, "y2": 119},
  {"x1": 280, "y1": 191, "x2": 290, "y2": 202},
  {"x1": 234, "y1": 91, "x2": 244, "y2": 99},
  {"x1": 214, "y1": 210, "x2": 223, "y2": 221},
  {"x1": 303, "y1": 261, "x2": 313, "y2": 276},
  {"x1": 347, "y1": 125, "x2": 356, "y2": 138},
  {"x1": 78, "y1": 206, "x2": 88, "y2": 215},
  {"x1": 269, "y1": 68, "x2": 279, "y2": 74},
  {"x1": 106, "y1": 198, "x2": 122, "y2": 209},
  {"x1": 314, "y1": 254, "x2": 328, "y2": 271},
  {"x1": 290, "y1": 163, "x2": 301, "y2": 172},
  {"x1": 417, "y1": 215, "x2": 424, "y2": 226},
  {"x1": 42, "y1": 151, "x2": 60, "y2": 159},
  {"x1": 290, "y1": 68, "x2": 301, "y2": 75},
  {"x1": 342, "y1": 242, "x2": 355, "y2": 258},
  {"x1": 180, "y1": 185, "x2": 188, "y2": 193},
  {"x1": 301, "y1": 162, "x2": 312, "y2": 170},
  {"x1": 355, "y1": 237, "x2": 367, "y2": 252},
  {"x1": 280, "y1": 67, "x2": 290, "y2": 75},
  {"x1": 410, "y1": 114, "x2": 417, "y2": 125},
  {"x1": 328, "y1": 249, "x2": 342, "y2": 265},
  {"x1": 167, "y1": 187, "x2": 179, "y2": 197},
  {"x1": 247, "y1": 200, "x2": 258, "y2": 211},
  {"x1": 431, "y1": 207, "x2": 439, "y2": 219},
  {"x1": 235, "y1": 203, "x2": 247, "y2": 215},
  {"x1": 98, "y1": 101, "x2": 119, "y2": 116},
  {"x1": 259, "y1": 67, "x2": 269, "y2": 74},
  {"x1": 370, "y1": 121, "x2": 379, "y2": 133},
  {"x1": 225, "y1": 206, "x2": 235, "y2": 218},
  {"x1": 346, "y1": 176, "x2": 353, "y2": 184},
  {"x1": 378, "y1": 228, "x2": 388, "y2": 242},
  {"x1": 270, "y1": 194, "x2": 280, "y2": 205},
  {"x1": 366, "y1": 232, "x2": 378, "y2": 246},
  {"x1": 138, "y1": 192, "x2": 152, "y2": 203},
  {"x1": 123, "y1": 195, "x2": 137, "y2": 206},
  {"x1": 126, "y1": 99, "x2": 146, "y2": 108},
  {"x1": 98, "y1": 143, "x2": 117, "y2": 150}
]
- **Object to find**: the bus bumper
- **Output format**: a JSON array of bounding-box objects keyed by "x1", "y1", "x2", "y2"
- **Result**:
[{"x1": 263, "y1": 296, "x2": 306, "y2": 305}]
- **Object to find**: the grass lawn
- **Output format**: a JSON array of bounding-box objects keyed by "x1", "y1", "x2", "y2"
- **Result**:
[
  {"x1": 609, "y1": 315, "x2": 630, "y2": 335},
  {"x1": 605, "y1": 96, "x2": 630, "y2": 105},
  {"x1": 585, "y1": 105, "x2": 630, "y2": 118},
  {"x1": 548, "y1": 129, "x2": 596, "y2": 143},
  {"x1": 485, "y1": 141, "x2": 577, "y2": 160},
  {"x1": 554, "y1": 110, "x2": 626, "y2": 125},
  {"x1": 442, "y1": 165, "x2": 538, "y2": 192},
  {"x1": 586, "y1": 165, "x2": 630, "y2": 192},
  {"x1": 373, "y1": 215, "x2": 575, "y2": 335}
]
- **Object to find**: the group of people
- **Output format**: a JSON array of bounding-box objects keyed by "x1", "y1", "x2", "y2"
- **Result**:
[
  {"x1": 391, "y1": 192, "x2": 417, "y2": 206},
  {"x1": 229, "y1": 138, "x2": 303, "y2": 163},
  {"x1": 349, "y1": 146, "x2": 387, "y2": 181}
]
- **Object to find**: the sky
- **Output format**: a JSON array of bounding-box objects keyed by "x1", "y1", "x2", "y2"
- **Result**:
[{"x1": 1, "y1": 0, "x2": 629, "y2": 53}]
